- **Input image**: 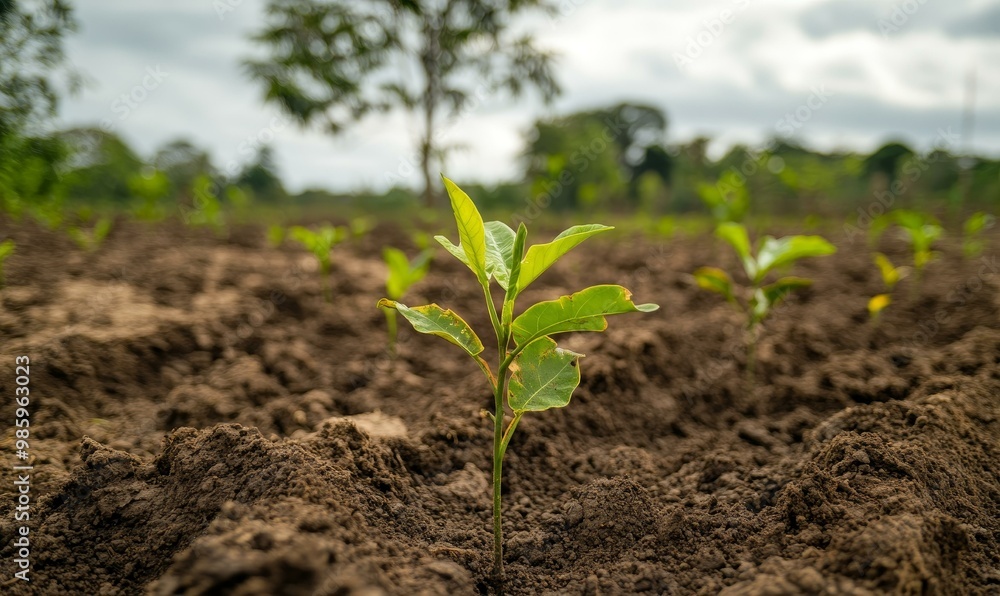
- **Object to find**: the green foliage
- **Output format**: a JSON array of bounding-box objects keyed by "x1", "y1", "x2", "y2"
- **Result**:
[
  {"x1": 697, "y1": 170, "x2": 749, "y2": 224},
  {"x1": 378, "y1": 176, "x2": 657, "y2": 583},
  {"x1": 266, "y1": 224, "x2": 286, "y2": 248},
  {"x1": 694, "y1": 222, "x2": 835, "y2": 379},
  {"x1": 868, "y1": 253, "x2": 910, "y2": 320},
  {"x1": 873, "y1": 210, "x2": 943, "y2": 273},
  {"x1": 0, "y1": 239, "x2": 15, "y2": 288},
  {"x1": 182, "y1": 175, "x2": 227, "y2": 236},
  {"x1": 963, "y1": 212, "x2": 994, "y2": 259},
  {"x1": 67, "y1": 215, "x2": 114, "y2": 253},
  {"x1": 381, "y1": 246, "x2": 433, "y2": 354},
  {"x1": 289, "y1": 223, "x2": 347, "y2": 302},
  {"x1": 523, "y1": 103, "x2": 667, "y2": 211},
  {"x1": 127, "y1": 169, "x2": 170, "y2": 221},
  {"x1": 0, "y1": 0, "x2": 78, "y2": 138},
  {"x1": 247, "y1": 0, "x2": 560, "y2": 206}
]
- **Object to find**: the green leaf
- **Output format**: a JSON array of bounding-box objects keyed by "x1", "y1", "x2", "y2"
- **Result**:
[
  {"x1": 384, "y1": 247, "x2": 412, "y2": 299},
  {"x1": 441, "y1": 176, "x2": 488, "y2": 283},
  {"x1": 715, "y1": 222, "x2": 755, "y2": 279},
  {"x1": 502, "y1": 223, "x2": 528, "y2": 326},
  {"x1": 0, "y1": 239, "x2": 14, "y2": 260},
  {"x1": 508, "y1": 337, "x2": 582, "y2": 413},
  {"x1": 693, "y1": 267, "x2": 735, "y2": 302},
  {"x1": 511, "y1": 284, "x2": 659, "y2": 347},
  {"x1": 761, "y1": 276, "x2": 812, "y2": 306},
  {"x1": 754, "y1": 235, "x2": 836, "y2": 282},
  {"x1": 873, "y1": 252, "x2": 909, "y2": 290},
  {"x1": 516, "y1": 224, "x2": 613, "y2": 293},
  {"x1": 868, "y1": 293, "x2": 891, "y2": 318},
  {"x1": 434, "y1": 234, "x2": 471, "y2": 268},
  {"x1": 377, "y1": 299, "x2": 484, "y2": 357},
  {"x1": 484, "y1": 220, "x2": 516, "y2": 290}
]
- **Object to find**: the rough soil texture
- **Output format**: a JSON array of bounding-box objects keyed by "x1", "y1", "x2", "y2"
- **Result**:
[{"x1": 1, "y1": 220, "x2": 998, "y2": 595}]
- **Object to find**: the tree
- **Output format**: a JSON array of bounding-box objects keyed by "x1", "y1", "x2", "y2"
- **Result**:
[
  {"x1": 237, "y1": 145, "x2": 286, "y2": 202},
  {"x1": 864, "y1": 141, "x2": 914, "y2": 187},
  {"x1": 0, "y1": 0, "x2": 78, "y2": 213},
  {"x1": 522, "y1": 102, "x2": 668, "y2": 210},
  {"x1": 246, "y1": 0, "x2": 561, "y2": 207},
  {"x1": 0, "y1": 0, "x2": 77, "y2": 138},
  {"x1": 59, "y1": 128, "x2": 144, "y2": 205}
]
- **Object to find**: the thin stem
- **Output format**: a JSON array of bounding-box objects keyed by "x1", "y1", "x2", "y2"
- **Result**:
[
  {"x1": 745, "y1": 329, "x2": 757, "y2": 392},
  {"x1": 385, "y1": 309, "x2": 398, "y2": 359},
  {"x1": 491, "y1": 376, "x2": 505, "y2": 584}
]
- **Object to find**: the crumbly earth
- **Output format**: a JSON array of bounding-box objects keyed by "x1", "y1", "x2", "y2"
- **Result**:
[{"x1": 0, "y1": 219, "x2": 998, "y2": 595}]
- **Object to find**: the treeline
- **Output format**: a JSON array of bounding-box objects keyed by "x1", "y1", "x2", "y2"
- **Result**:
[{"x1": 2, "y1": 102, "x2": 999, "y2": 223}]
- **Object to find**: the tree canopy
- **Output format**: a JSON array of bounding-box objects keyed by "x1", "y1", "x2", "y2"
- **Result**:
[{"x1": 246, "y1": 0, "x2": 561, "y2": 206}]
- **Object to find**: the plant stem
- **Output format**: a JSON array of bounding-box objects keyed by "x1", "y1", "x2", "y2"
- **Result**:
[
  {"x1": 745, "y1": 329, "x2": 757, "y2": 392},
  {"x1": 385, "y1": 309, "x2": 398, "y2": 358},
  {"x1": 491, "y1": 377, "x2": 505, "y2": 584}
]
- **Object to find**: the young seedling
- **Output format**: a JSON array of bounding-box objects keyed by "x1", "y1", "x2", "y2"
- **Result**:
[
  {"x1": 0, "y1": 239, "x2": 14, "y2": 288},
  {"x1": 289, "y1": 224, "x2": 347, "y2": 302},
  {"x1": 868, "y1": 253, "x2": 910, "y2": 321},
  {"x1": 694, "y1": 222, "x2": 836, "y2": 384},
  {"x1": 378, "y1": 177, "x2": 658, "y2": 585},
  {"x1": 380, "y1": 247, "x2": 434, "y2": 356},
  {"x1": 894, "y1": 210, "x2": 943, "y2": 278},
  {"x1": 67, "y1": 216, "x2": 114, "y2": 253},
  {"x1": 962, "y1": 211, "x2": 994, "y2": 259},
  {"x1": 266, "y1": 224, "x2": 286, "y2": 248},
  {"x1": 697, "y1": 170, "x2": 749, "y2": 225}
]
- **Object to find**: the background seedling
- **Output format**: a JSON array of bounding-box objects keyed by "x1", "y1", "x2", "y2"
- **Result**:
[
  {"x1": 694, "y1": 222, "x2": 835, "y2": 384},
  {"x1": 868, "y1": 252, "x2": 910, "y2": 321},
  {"x1": 962, "y1": 211, "x2": 994, "y2": 259},
  {"x1": 67, "y1": 214, "x2": 114, "y2": 253},
  {"x1": 379, "y1": 177, "x2": 657, "y2": 585},
  {"x1": 697, "y1": 170, "x2": 749, "y2": 225},
  {"x1": 266, "y1": 224, "x2": 286, "y2": 248},
  {"x1": 290, "y1": 223, "x2": 347, "y2": 302},
  {"x1": 381, "y1": 246, "x2": 433, "y2": 356},
  {"x1": 0, "y1": 239, "x2": 14, "y2": 288}
]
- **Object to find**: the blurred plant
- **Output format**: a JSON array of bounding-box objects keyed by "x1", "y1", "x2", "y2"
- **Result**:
[
  {"x1": 182, "y1": 175, "x2": 227, "y2": 236},
  {"x1": 694, "y1": 222, "x2": 836, "y2": 384},
  {"x1": 266, "y1": 224, "x2": 286, "y2": 248},
  {"x1": 868, "y1": 253, "x2": 910, "y2": 321},
  {"x1": 128, "y1": 169, "x2": 170, "y2": 221},
  {"x1": 380, "y1": 246, "x2": 434, "y2": 356},
  {"x1": 67, "y1": 214, "x2": 114, "y2": 253},
  {"x1": 0, "y1": 239, "x2": 15, "y2": 288},
  {"x1": 289, "y1": 224, "x2": 347, "y2": 302},
  {"x1": 350, "y1": 216, "x2": 374, "y2": 239},
  {"x1": 697, "y1": 170, "x2": 749, "y2": 225},
  {"x1": 962, "y1": 211, "x2": 994, "y2": 259},
  {"x1": 379, "y1": 177, "x2": 657, "y2": 584}
]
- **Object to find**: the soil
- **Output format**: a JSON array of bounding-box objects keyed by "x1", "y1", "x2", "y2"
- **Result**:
[{"x1": 1, "y1": 219, "x2": 998, "y2": 595}]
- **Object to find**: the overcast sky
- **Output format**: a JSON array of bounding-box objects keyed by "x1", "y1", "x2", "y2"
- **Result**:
[{"x1": 57, "y1": 0, "x2": 1000, "y2": 193}]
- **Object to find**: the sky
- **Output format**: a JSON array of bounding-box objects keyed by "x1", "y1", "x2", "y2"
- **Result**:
[{"x1": 56, "y1": 0, "x2": 1000, "y2": 193}]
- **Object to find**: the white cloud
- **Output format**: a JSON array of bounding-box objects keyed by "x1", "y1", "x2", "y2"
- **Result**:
[{"x1": 55, "y1": 0, "x2": 1000, "y2": 193}]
